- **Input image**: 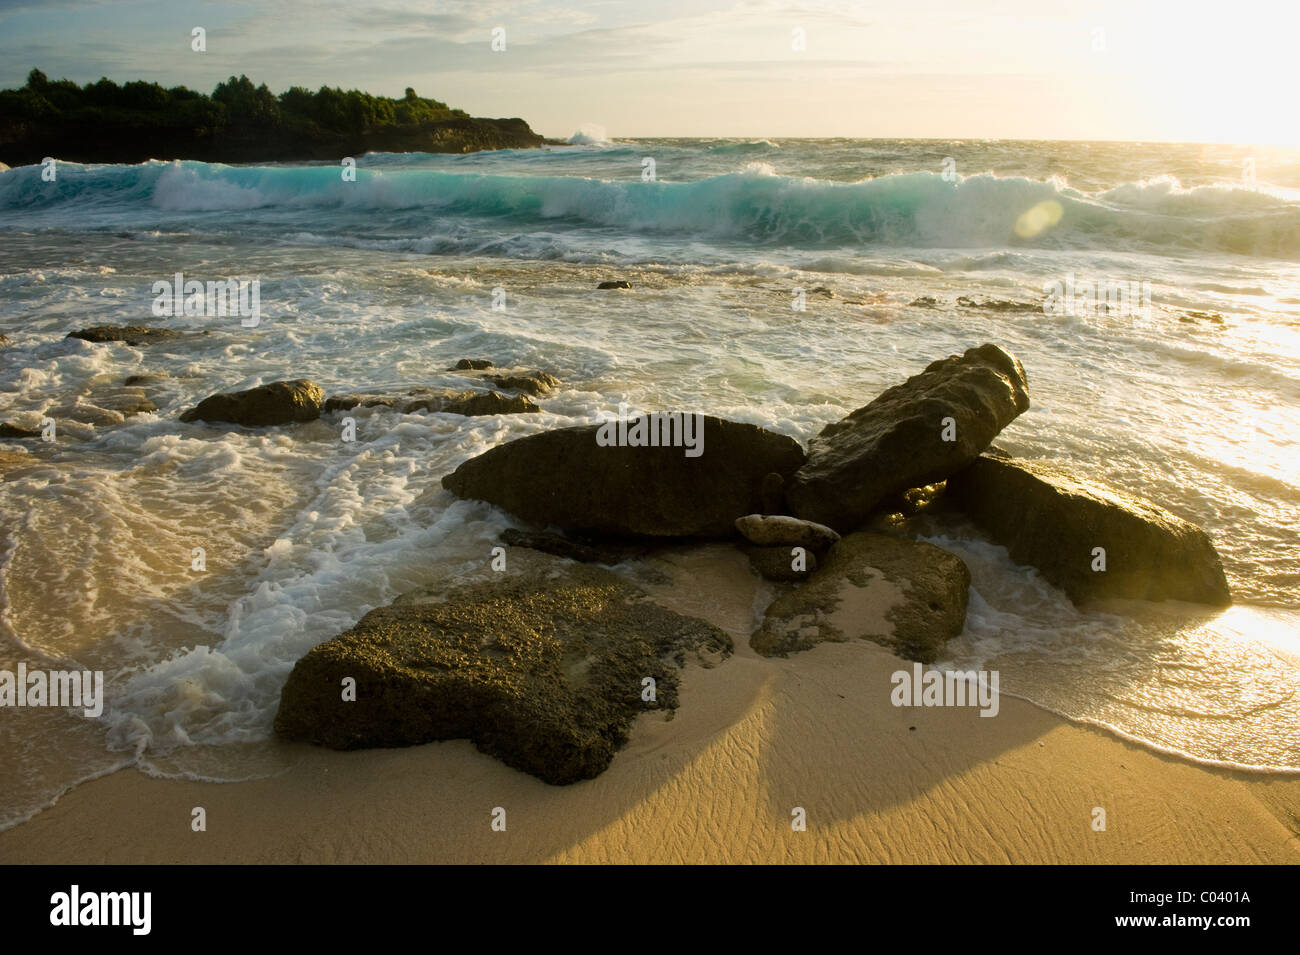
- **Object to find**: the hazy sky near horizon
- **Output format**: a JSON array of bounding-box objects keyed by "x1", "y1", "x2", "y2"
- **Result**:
[{"x1": 0, "y1": 0, "x2": 1296, "y2": 143}]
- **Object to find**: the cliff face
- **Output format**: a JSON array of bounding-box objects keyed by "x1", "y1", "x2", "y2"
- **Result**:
[{"x1": 0, "y1": 115, "x2": 548, "y2": 165}]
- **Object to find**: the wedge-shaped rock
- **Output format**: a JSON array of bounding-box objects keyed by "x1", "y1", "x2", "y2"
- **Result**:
[
  {"x1": 274, "y1": 557, "x2": 732, "y2": 784},
  {"x1": 442, "y1": 415, "x2": 807, "y2": 537},
  {"x1": 750, "y1": 532, "x2": 970, "y2": 663},
  {"x1": 787, "y1": 344, "x2": 1030, "y2": 531},
  {"x1": 180, "y1": 379, "x2": 323, "y2": 426},
  {"x1": 946, "y1": 450, "x2": 1231, "y2": 606}
]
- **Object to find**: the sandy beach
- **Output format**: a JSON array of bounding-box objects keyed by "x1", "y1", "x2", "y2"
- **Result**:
[{"x1": 2, "y1": 544, "x2": 1295, "y2": 866}]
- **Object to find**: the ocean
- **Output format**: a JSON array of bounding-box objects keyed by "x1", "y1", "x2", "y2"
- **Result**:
[{"x1": 0, "y1": 137, "x2": 1298, "y2": 831}]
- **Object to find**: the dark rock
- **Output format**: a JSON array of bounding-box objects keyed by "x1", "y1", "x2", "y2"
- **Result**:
[
  {"x1": 274, "y1": 553, "x2": 732, "y2": 784},
  {"x1": 434, "y1": 391, "x2": 537, "y2": 416},
  {"x1": 909, "y1": 296, "x2": 940, "y2": 308},
  {"x1": 597, "y1": 281, "x2": 632, "y2": 289},
  {"x1": 746, "y1": 544, "x2": 818, "y2": 582},
  {"x1": 67, "y1": 325, "x2": 191, "y2": 346},
  {"x1": 180, "y1": 379, "x2": 323, "y2": 426},
  {"x1": 499, "y1": 528, "x2": 641, "y2": 564},
  {"x1": 750, "y1": 532, "x2": 971, "y2": 662},
  {"x1": 760, "y1": 471, "x2": 785, "y2": 514},
  {"x1": 786, "y1": 343, "x2": 1030, "y2": 532},
  {"x1": 443, "y1": 415, "x2": 806, "y2": 538},
  {"x1": 0, "y1": 334, "x2": 11, "y2": 347},
  {"x1": 956, "y1": 297, "x2": 1041, "y2": 314},
  {"x1": 488, "y1": 372, "x2": 560, "y2": 397},
  {"x1": 0, "y1": 422, "x2": 41, "y2": 439},
  {"x1": 735, "y1": 513, "x2": 840, "y2": 549},
  {"x1": 453, "y1": 359, "x2": 494, "y2": 370},
  {"x1": 323, "y1": 388, "x2": 537, "y2": 416},
  {"x1": 321, "y1": 393, "x2": 399, "y2": 413},
  {"x1": 124, "y1": 373, "x2": 169, "y2": 386},
  {"x1": 947, "y1": 450, "x2": 1231, "y2": 606}
]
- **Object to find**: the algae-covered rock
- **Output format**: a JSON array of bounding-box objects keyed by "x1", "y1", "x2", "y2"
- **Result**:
[
  {"x1": 274, "y1": 554, "x2": 732, "y2": 784},
  {"x1": 750, "y1": 532, "x2": 970, "y2": 662},
  {"x1": 180, "y1": 379, "x2": 323, "y2": 426}
]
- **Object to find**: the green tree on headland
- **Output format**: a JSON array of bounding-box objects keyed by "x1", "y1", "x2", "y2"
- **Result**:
[
  {"x1": 0, "y1": 70, "x2": 539, "y2": 163},
  {"x1": 1, "y1": 69, "x2": 466, "y2": 136}
]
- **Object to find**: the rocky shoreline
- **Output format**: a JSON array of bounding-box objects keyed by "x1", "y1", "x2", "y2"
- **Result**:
[{"x1": 1, "y1": 328, "x2": 1234, "y2": 785}]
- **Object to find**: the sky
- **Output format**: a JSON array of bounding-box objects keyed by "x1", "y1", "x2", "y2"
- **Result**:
[{"x1": 0, "y1": 0, "x2": 1297, "y2": 143}]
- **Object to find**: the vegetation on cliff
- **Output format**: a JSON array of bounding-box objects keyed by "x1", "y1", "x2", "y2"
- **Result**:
[{"x1": 0, "y1": 70, "x2": 547, "y2": 164}]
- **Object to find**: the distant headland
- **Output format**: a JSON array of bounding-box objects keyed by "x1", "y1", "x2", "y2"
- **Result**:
[{"x1": 0, "y1": 70, "x2": 554, "y2": 165}]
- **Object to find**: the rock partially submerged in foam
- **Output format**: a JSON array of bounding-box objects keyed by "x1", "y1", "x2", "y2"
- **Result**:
[
  {"x1": 323, "y1": 388, "x2": 537, "y2": 417},
  {"x1": 180, "y1": 379, "x2": 323, "y2": 426},
  {"x1": 0, "y1": 421, "x2": 41, "y2": 438},
  {"x1": 487, "y1": 371, "x2": 560, "y2": 397},
  {"x1": 787, "y1": 343, "x2": 1030, "y2": 532},
  {"x1": 274, "y1": 550, "x2": 731, "y2": 784},
  {"x1": 124, "y1": 373, "x2": 169, "y2": 387},
  {"x1": 447, "y1": 364, "x2": 561, "y2": 397},
  {"x1": 947, "y1": 449, "x2": 1231, "y2": 606},
  {"x1": 750, "y1": 532, "x2": 970, "y2": 663},
  {"x1": 67, "y1": 325, "x2": 197, "y2": 346},
  {"x1": 442, "y1": 415, "x2": 806, "y2": 538}
]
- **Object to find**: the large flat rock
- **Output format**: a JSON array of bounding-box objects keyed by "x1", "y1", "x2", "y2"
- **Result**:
[
  {"x1": 274, "y1": 554, "x2": 731, "y2": 784},
  {"x1": 947, "y1": 450, "x2": 1231, "y2": 606},
  {"x1": 787, "y1": 344, "x2": 1030, "y2": 532},
  {"x1": 442, "y1": 415, "x2": 806, "y2": 537},
  {"x1": 750, "y1": 532, "x2": 970, "y2": 663}
]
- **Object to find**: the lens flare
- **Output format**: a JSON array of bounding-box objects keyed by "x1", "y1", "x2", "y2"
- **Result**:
[{"x1": 1014, "y1": 199, "x2": 1063, "y2": 237}]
